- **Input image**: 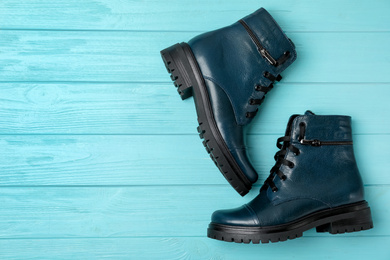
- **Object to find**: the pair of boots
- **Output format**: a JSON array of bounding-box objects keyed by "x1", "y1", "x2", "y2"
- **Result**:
[{"x1": 160, "y1": 8, "x2": 373, "y2": 243}]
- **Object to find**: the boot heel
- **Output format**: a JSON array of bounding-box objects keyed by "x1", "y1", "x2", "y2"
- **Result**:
[
  {"x1": 160, "y1": 43, "x2": 195, "y2": 100},
  {"x1": 316, "y1": 207, "x2": 373, "y2": 234}
]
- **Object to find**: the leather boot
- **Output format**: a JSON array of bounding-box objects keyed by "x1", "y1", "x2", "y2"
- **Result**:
[
  {"x1": 160, "y1": 8, "x2": 297, "y2": 195},
  {"x1": 207, "y1": 111, "x2": 373, "y2": 243}
]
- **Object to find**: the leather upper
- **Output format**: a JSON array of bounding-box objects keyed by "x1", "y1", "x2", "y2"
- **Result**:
[
  {"x1": 187, "y1": 8, "x2": 296, "y2": 183},
  {"x1": 204, "y1": 78, "x2": 257, "y2": 182},
  {"x1": 211, "y1": 111, "x2": 365, "y2": 226},
  {"x1": 189, "y1": 8, "x2": 297, "y2": 126}
]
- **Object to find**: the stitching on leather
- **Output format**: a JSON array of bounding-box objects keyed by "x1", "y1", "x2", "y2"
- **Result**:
[
  {"x1": 229, "y1": 146, "x2": 247, "y2": 152},
  {"x1": 272, "y1": 196, "x2": 332, "y2": 208}
]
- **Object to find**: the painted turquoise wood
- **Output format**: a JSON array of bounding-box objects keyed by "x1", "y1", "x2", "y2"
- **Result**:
[
  {"x1": 0, "y1": 83, "x2": 389, "y2": 135},
  {"x1": 0, "y1": 186, "x2": 388, "y2": 238},
  {"x1": 0, "y1": 135, "x2": 387, "y2": 185},
  {"x1": 0, "y1": 0, "x2": 389, "y2": 259},
  {"x1": 0, "y1": 237, "x2": 389, "y2": 260},
  {"x1": 1, "y1": 31, "x2": 390, "y2": 83},
  {"x1": 1, "y1": 0, "x2": 389, "y2": 32}
]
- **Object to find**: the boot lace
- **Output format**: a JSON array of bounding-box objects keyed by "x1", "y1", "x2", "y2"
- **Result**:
[
  {"x1": 261, "y1": 122, "x2": 306, "y2": 192},
  {"x1": 246, "y1": 71, "x2": 283, "y2": 118}
]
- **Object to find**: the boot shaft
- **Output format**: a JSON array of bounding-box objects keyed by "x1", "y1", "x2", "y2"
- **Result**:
[
  {"x1": 188, "y1": 8, "x2": 297, "y2": 125},
  {"x1": 270, "y1": 111, "x2": 365, "y2": 207}
]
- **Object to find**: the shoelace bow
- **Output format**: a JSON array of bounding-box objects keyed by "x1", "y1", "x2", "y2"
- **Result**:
[{"x1": 261, "y1": 122, "x2": 306, "y2": 192}]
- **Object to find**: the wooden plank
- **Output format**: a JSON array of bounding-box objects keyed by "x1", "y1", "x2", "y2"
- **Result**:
[
  {"x1": 0, "y1": 134, "x2": 386, "y2": 186},
  {"x1": 0, "y1": 236, "x2": 389, "y2": 260},
  {"x1": 1, "y1": 31, "x2": 390, "y2": 83},
  {"x1": 0, "y1": 1, "x2": 388, "y2": 259},
  {"x1": 0, "y1": 186, "x2": 386, "y2": 238},
  {"x1": 1, "y1": 0, "x2": 389, "y2": 32},
  {"x1": 0, "y1": 83, "x2": 388, "y2": 135}
]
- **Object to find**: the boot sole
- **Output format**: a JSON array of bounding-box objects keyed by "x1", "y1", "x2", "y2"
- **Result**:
[
  {"x1": 207, "y1": 200, "x2": 373, "y2": 244},
  {"x1": 160, "y1": 42, "x2": 252, "y2": 196}
]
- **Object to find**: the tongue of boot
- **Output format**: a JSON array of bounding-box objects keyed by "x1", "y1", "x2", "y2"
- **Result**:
[{"x1": 304, "y1": 110, "x2": 315, "y2": 116}]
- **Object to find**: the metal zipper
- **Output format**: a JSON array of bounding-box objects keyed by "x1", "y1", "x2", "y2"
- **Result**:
[
  {"x1": 299, "y1": 139, "x2": 353, "y2": 147},
  {"x1": 239, "y1": 19, "x2": 277, "y2": 66}
]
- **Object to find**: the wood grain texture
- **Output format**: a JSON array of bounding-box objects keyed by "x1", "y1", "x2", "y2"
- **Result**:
[
  {"x1": 0, "y1": 135, "x2": 386, "y2": 186},
  {"x1": 1, "y1": 1, "x2": 389, "y2": 259},
  {"x1": 0, "y1": 83, "x2": 389, "y2": 135},
  {"x1": 1, "y1": 0, "x2": 389, "y2": 32},
  {"x1": 1, "y1": 30, "x2": 390, "y2": 83},
  {"x1": 0, "y1": 186, "x2": 387, "y2": 238},
  {"x1": 0, "y1": 237, "x2": 389, "y2": 260}
]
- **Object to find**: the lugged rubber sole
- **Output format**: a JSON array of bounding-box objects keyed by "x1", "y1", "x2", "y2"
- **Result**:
[
  {"x1": 207, "y1": 201, "x2": 373, "y2": 244},
  {"x1": 160, "y1": 42, "x2": 252, "y2": 196}
]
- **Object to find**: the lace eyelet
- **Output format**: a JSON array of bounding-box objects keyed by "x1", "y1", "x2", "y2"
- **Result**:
[
  {"x1": 289, "y1": 163, "x2": 295, "y2": 169},
  {"x1": 249, "y1": 99, "x2": 255, "y2": 105},
  {"x1": 298, "y1": 122, "x2": 306, "y2": 141},
  {"x1": 255, "y1": 85, "x2": 261, "y2": 91},
  {"x1": 294, "y1": 151, "x2": 300, "y2": 156},
  {"x1": 281, "y1": 175, "x2": 287, "y2": 181},
  {"x1": 272, "y1": 187, "x2": 278, "y2": 192}
]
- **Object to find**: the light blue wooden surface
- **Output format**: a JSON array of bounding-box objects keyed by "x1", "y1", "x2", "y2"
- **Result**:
[{"x1": 0, "y1": 1, "x2": 389, "y2": 259}]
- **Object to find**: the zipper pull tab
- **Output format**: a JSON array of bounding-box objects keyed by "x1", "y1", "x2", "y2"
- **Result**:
[
  {"x1": 259, "y1": 49, "x2": 277, "y2": 66},
  {"x1": 300, "y1": 139, "x2": 321, "y2": 147},
  {"x1": 310, "y1": 140, "x2": 321, "y2": 147}
]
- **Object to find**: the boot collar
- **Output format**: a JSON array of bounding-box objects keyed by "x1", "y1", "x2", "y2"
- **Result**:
[
  {"x1": 242, "y1": 8, "x2": 297, "y2": 75},
  {"x1": 289, "y1": 111, "x2": 353, "y2": 143}
]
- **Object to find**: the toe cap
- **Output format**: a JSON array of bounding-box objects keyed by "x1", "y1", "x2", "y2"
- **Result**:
[{"x1": 211, "y1": 204, "x2": 260, "y2": 226}]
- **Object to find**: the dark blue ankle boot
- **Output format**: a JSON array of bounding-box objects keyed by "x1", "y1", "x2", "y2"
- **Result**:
[
  {"x1": 161, "y1": 8, "x2": 297, "y2": 196},
  {"x1": 207, "y1": 111, "x2": 373, "y2": 243}
]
